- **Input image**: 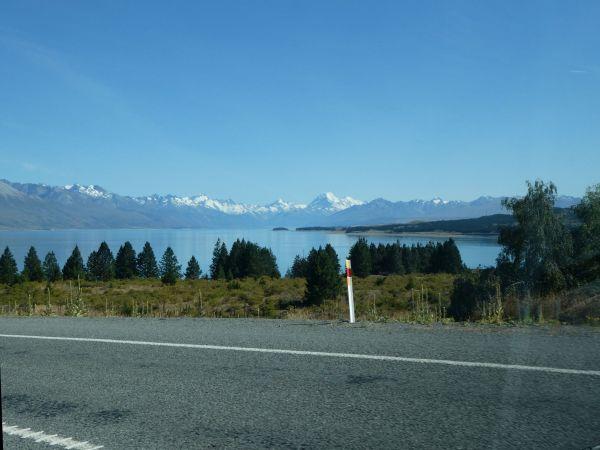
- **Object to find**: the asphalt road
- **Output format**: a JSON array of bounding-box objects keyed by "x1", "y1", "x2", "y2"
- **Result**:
[{"x1": 1, "y1": 317, "x2": 599, "y2": 449}]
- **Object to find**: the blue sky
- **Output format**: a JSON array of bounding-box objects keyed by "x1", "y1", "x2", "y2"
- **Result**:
[{"x1": 1, "y1": 1, "x2": 599, "y2": 203}]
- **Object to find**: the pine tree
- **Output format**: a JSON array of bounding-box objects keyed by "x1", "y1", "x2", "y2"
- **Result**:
[
  {"x1": 43, "y1": 251, "x2": 62, "y2": 282},
  {"x1": 137, "y1": 242, "x2": 159, "y2": 278},
  {"x1": 324, "y1": 244, "x2": 341, "y2": 275},
  {"x1": 226, "y1": 239, "x2": 243, "y2": 278},
  {"x1": 210, "y1": 239, "x2": 229, "y2": 280},
  {"x1": 287, "y1": 255, "x2": 309, "y2": 278},
  {"x1": 384, "y1": 243, "x2": 405, "y2": 275},
  {"x1": 86, "y1": 251, "x2": 98, "y2": 279},
  {"x1": 369, "y1": 243, "x2": 383, "y2": 274},
  {"x1": 22, "y1": 246, "x2": 44, "y2": 281},
  {"x1": 160, "y1": 247, "x2": 181, "y2": 285},
  {"x1": 115, "y1": 241, "x2": 138, "y2": 279},
  {"x1": 63, "y1": 245, "x2": 85, "y2": 280},
  {"x1": 305, "y1": 247, "x2": 341, "y2": 306},
  {"x1": 185, "y1": 256, "x2": 201, "y2": 280},
  {"x1": 87, "y1": 242, "x2": 115, "y2": 281},
  {"x1": 348, "y1": 237, "x2": 372, "y2": 277},
  {"x1": 259, "y1": 247, "x2": 280, "y2": 278},
  {"x1": 440, "y1": 239, "x2": 463, "y2": 273},
  {"x1": 0, "y1": 246, "x2": 19, "y2": 285},
  {"x1": 402, "y1": 244, "x2": 415, "y2": 274},
  {"x1": 428, "y1": 243, "x2": 444, "y2": 273},
  {"x1": 421, "y1": 242, "x2": 437, "y2": 273},
  {"x1": 223, "y1": 239, "x2": 280, "y2": 279}
]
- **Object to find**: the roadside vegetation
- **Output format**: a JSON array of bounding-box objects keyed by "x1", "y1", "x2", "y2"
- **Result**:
[
  {"x1": 0, "y1": 180, "x2": 598, "y2": 325},
  {"x1": 0, "y1": 274, "x2": 454, "y2": 321},
  {"x1": 447, "y1": 181, "x2": 600, "y2": 325}
]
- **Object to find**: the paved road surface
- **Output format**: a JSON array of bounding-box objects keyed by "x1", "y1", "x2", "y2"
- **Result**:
[{"x1": 1, "y1": 317, "x2": 599, "y2": 449}]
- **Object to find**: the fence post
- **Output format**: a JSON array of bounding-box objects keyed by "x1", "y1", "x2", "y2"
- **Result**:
[{"x1": 345, "y1": 259, "x2": 356, "y2": 324}]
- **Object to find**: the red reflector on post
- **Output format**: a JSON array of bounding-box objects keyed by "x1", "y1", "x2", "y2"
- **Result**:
[{"x1": 345, "y1": 259, "x2": 355, "y2": 323}]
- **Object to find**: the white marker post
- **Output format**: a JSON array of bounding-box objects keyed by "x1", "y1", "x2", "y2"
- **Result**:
[{"x1": 345, "y1": 259, "x2": 356, "y2": 323}]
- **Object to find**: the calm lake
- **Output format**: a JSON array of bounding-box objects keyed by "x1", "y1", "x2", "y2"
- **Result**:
[{"x1": 0, "y1": 229, "x2": 501, "y2": 274}]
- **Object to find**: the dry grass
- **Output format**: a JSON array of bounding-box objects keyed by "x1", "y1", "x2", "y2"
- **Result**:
[
  {"x1": 4, "y1": 274, "x2": 593, "y2": 324},
  {"x1": 0, "y1": 274, "x2": 455, "y2": 321}
]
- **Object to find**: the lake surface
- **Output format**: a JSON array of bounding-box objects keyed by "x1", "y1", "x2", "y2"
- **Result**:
[{"x1": 0, "y1": 229, "x2": 501, "y2": 274}]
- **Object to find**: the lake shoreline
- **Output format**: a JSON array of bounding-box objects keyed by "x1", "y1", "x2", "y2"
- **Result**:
[
  {"x1": 296, "y1": 228, "x2": 499, "y2": 239},
  {"x1": 0, "y1": 227, "x2": 501, "y2": 271}
]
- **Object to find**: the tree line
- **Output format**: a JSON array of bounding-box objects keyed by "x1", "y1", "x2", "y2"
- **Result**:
[
  {"x1": 449, "y1": 181, "x2": 600, "y2": 321},
  {"x1": 1, "y1": 234, "x2": 465, "y2": 308},
  {"x1": 350, "y1": 238, "x2": 463, "y2": 276},
  {"x1": 287, "y1": 239, "x2": 463, "y2": 306},
  {"x1": 0, "y1": 238, "x2": 282, "y2": 286},
  {"x1": 288, "y1": 238, "x2": 463, "y2": 279},
  {"x1": 0, "y1": 241, "x2": 199, "y2": 286},
  {"x1": 209, "y1": 239, "x2": 280, "y2": 280}
]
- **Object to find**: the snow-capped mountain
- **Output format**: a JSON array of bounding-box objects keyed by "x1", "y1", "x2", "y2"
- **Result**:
[
  {"x1": 133, "y1": 191, "x2": 364, "y2": 215},
  {"x1": 0, "y1": 179, "x2": 365, "y2": 229},
  {"x1": 64, "y1": 184, "x2": 112, "y2": 199},
  {"x1": 321, "y1": 195, "x2": 506, "y2": 226},
  {"x1": 261, "y1": 198, "x2": 307, "y2": 214},
  {"x1": 305, "y1": 192, "x2": 364, "y2": 212},
  {"x1": 296, "y1": 193, "x2": 582, "y2": 227},
  {"x1": 135, "y1": 193, "x2": 307, "y2": 215},
  {"x1": 0, "y1": 179, "x2": 581, "y2": 230}
]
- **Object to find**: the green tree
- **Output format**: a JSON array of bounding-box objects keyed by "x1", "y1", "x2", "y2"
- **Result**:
[
  {"x1": 225, "y1": 239, "x2": 280, "y2": 279},
  {"x1": 62, "y1": 246, "x2": 85, "y2": 280},
  {"x1": 137, "y1": 242, "x2": 159, "y2": 278},
  {"x1": 22, "y1": 246, "x2": 44, "y2": 281},
  {"x1": 498, "y1": 180, "x2": 573, "y2": 296},
  {"x1": 348, "y1": 237, "x2": 372, "y2": 277},
  {"x1": 369, "y1": 243, "x2": 384, "y2": 274},
  {"x1": 0, "y1": 246, "x2": 19, "y2": 285},
  {"x1": 384, "y1": 243, "x2": 405, "y2": 274},
  {"x1": 573, "y1": 184, "x2": 600, "y2": 281},
  {"x1": 305, "y1": 247, "x2": 341, "y2": 305},
  {"x1": 160, "y1": 247, "x2": 181, "y2": 285},
  {"x1": 442, "y1": 239, "x2": 463, "y2": 274},
  {"x1": 210, "y1": 239, "x2": 229, "y2": 280},
  {"x1": 43, "y1": 251, "x2": 62, "y2": 282},
  {"x1": 402, "y1": 244, "x2": 415, "y2": 273},
  {"x1": 87, "y1": 242, "x2": 115, "y2": 281},
  {"x1": 115, "y1": 241, "x2": 138, "y2": 279},
  {"x1": 185, "y1": 255, "x2": 201, "y2": 280},
  {"x1": 429, "y1": 239, "x2": 463, "y2": 274},
  {"x1": 226, "y1": 239, "x2": 243, "y2": 278},
  {"x1": 417, "y1": 243, "x2": 436, "y2": 273},
  {"x1": 286, "y1": 255, "x2": 309, "y2": 278},
  {"x1": 324, "y1": 244, "x2": 341, "y2": 274}
]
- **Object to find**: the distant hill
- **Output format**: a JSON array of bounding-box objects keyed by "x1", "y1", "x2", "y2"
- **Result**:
[
  {"x1": 0, "y1": 179, "x2": 582, "y2": 230},
  {"x1": 346, "y1": 214, "x2": 516, "y2": 235},
  {"x1": 318, "y1": 195, "x2": 581, "y2": 227},
  {"x1": 299, "y1": 209, "x2": 580, "y2": 235}
]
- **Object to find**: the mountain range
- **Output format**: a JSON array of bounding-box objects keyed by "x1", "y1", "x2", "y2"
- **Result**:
[{"x1": 0, "y1": 179, "x2": 580, "y2": 230}]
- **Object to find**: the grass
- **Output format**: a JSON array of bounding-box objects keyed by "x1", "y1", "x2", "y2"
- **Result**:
[
  {"x1": 0, "y1": 274, "x2": 596, "y2": 325},
  {"x1": 0, "y1": 274, "x2": 455, "y2": 322}
]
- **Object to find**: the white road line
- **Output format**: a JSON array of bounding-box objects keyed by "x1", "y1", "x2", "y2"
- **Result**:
[
  {"x1": 1, "y1": 333, "x2": 599, "y2": 377},
  {"x1": 2, "y1": 422, "x2": 103, "y2": 449}
]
